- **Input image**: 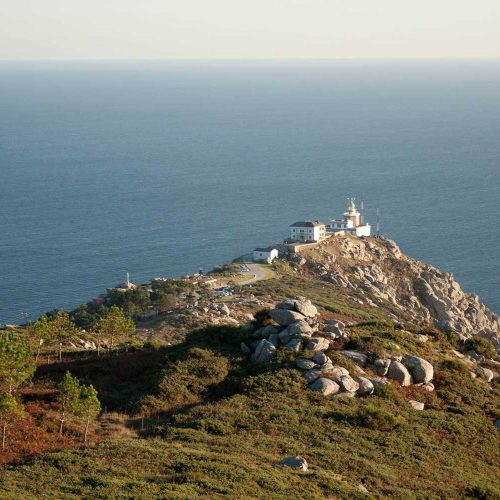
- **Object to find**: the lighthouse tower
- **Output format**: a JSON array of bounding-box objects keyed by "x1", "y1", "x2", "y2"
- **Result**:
[
  {"x1": 328, "y1": 197, "x2": 371, "y2": 237},
  {"x1": 344, "y1": 198, "x2": 361, "y2": 227}
]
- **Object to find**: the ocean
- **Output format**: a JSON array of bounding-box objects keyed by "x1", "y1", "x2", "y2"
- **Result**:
[{"x1": 0, "y1": 60, "x2": 499, "y2": 324}]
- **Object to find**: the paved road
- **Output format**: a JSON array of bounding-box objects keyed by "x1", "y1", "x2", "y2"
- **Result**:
[{"x1": 239, "y1": 262, "x2": 268, "y2": 284}]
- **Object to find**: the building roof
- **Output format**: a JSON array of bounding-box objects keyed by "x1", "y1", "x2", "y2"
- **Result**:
[
  {"x1": 254, "y1": 246, "x2": 278, "y2": 252},
  {"x1": 290, "y1": 220, "x2": 325, "y2": 228}
]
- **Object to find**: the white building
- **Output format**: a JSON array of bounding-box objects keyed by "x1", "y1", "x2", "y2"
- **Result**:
[
  {"x1": 289, "y1": 221, "x2": 327, "y2": 243},
  {"x1": 328, "y1": 198, "x2": 371, "y2": 237},
  {"x1": 253, "y1": 247, "x2": 279, "y2": 262}
]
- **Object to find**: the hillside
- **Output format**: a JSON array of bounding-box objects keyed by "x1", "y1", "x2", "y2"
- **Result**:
[{"x1": 0, "y1": 234, "x2": 499, "y2": 499}]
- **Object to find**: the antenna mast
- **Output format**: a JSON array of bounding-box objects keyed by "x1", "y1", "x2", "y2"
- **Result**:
[
  {"x1": 376, "y1": 208, "x2": 380, "y2": 236},
  {"x1": 360, "y1": 196, "x2": 365, "y2": 225}
]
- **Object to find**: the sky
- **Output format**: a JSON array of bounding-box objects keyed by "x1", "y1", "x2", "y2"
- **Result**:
[{"x1": 1, "y1": 0, "x2": 499, "y2": 60}]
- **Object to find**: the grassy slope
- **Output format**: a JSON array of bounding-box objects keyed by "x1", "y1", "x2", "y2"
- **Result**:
[
  {"x1": 1, "y1": 271, "x2": 500, "y2": 499},
  {"x1": 1, "y1": 324, "x2": 499, "y2": 499}
]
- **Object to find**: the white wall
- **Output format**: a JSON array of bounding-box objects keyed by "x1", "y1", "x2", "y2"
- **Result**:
[
  {"x1": 355, "y1": 225, "x2": 371, "y2": 237},
  {"x1": 253, "y1": 249, "x2": 278, "y2": 262}
]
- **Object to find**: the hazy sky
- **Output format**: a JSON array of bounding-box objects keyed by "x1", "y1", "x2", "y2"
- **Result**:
[{"x1": 1, "y1": 0, "x2": 499, "y2": 60}]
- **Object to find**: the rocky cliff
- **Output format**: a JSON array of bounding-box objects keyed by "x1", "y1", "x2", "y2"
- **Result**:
[{"x1": 295, "y1": 235, "x2": 500, "y2": 350}]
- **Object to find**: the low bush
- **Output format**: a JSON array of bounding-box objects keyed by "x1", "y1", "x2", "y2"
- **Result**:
[
  {"x1": 243, "y1": 369, "x2": 305, "y2": 396},
  {"x1": 464, "y1": 484, "x2": 500, "y2": 499},
  {"x1": 140, "y1": 348, "x2": 231, "y2": 414},
  {"x1": 440, "y1": 358, "x2": 469, "y2": 372},
  {"x1": 344, "y1": 336, "x2": 388, "y2": 360},
  {"x1": 465, "y1": 337, "x2": 496, "y2": 360},
  {"x1": 327, "y1": 351, "x2": 359, "y2": 373},
  {"x1": 373, "y1": 383, "x2": 403, "y2": 402},
  {"x1": 274, "y1": 347, "x2": 299, "y2": 365},
  {"x1": 356, "y1": 404, "x2": 405, "y2": 431}
]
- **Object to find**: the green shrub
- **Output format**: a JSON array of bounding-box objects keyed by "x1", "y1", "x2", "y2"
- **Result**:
[
  {"x1": 465, "y1": 337, "x2": 496, "y2": 359},
  {"x1": 357, "y1": 404, "x2": 405, "y2": 431},
  {"x1": 344, "y1": 336, "x2": 388, "y2": 359},
  {"x1": 345, "y1": 327, "x2": 422, "y2": 357},
  {"x1": 140, "y1": 348, "x2": 230, "y2": 414},
  {"x1": 440, "y1": 358, "x2": 469, "y2": 372},
  {"x1": 243, "y1": 369, "x2": 305, "y2": 395},
  {"x1": 373, "y1": 382, "x2": 403, "y2": 401},
  {"x1": 327, "y1": 351, "x2": 359, "y2": 373},
  {"x1": 419, "y1": 326, "x2": 446, "y2": 341},
  {"x1": 184, "y1": 325, "x2": 251, "y2": 353},
  {"x1": 142, "y1": 340, "x2": 163, "y2": 351},
  {"x1": 465, "y1": 484, "x2": 500, "y2": 499},
  {"x1": 274, "y1": 347, "x2": 298, "y2": 365}
]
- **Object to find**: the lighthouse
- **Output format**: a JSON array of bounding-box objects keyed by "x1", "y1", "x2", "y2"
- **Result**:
[
  {"x1": 328, "y1": 197, "x2": 371, "y2": 237},
  {"x1": 344, "y1": 198, "x2": 361, "y2": 227}
]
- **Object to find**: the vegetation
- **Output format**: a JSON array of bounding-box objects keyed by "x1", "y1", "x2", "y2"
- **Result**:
[
  {"x1": 70, "y1": 302, "x2": 109, "y2": 330},
  {"x1": 77, "y1": 385, "x2": 101, "y2": 444},
  {"x1": 0, "y1": 331, "x2": 35, "y2": 394},
  {"x1": 36, "y1": 311, "x2": 78, "y2": 362},
  {"x1": 0, "y1": 394, "x2": 24, "y2": 451},
  {"x1": 0, "y1": 332, "x2": 33, "y2": 453},
  {"x1": 93, "y1": 305, "x2": 136, "y2": 353},
  {"x1": 0, "y1": 247, "x2": 499, "y2": 497},
  {"x1": 356, "y1": 404, "x2": 405, "y2": 431},
  {"x1": 55, "y1": 372, "x2": 102, "y2": 443},
  {"x1": 57, "y1": 372, "x2": 81, "y2": 437},
  {"x1": 465, "y1": 336, "x2": 496, "y2": 360},
  {"x1": 0, "y1": 328, "x2": 498, "y2": 498}
]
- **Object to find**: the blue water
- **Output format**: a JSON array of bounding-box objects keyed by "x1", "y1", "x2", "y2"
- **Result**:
[{"x1": 1, "y1": 61, "x2": 499, "y2": 323}]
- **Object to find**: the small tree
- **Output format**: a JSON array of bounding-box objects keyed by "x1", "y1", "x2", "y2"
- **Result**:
[
  {"x1": 0, "y1": 331, "x2": 35, "y2": 394},
  {"x1": 94, "y1": 306, "x2": 135, "y2": 353},
  {"x1": 153, "y1": 291, "x2": 177, "y2": 313},
  {"x1": 48, "y1": 311, "x2": 78, "y2": 362},
  {"x1": 32, "y1": 315, "x2": 51, "y2": 362},
  {"x1": 0, "y1": 394, "x2": 24, "y2": 451},
  {"x1": 57, "y1": 372, "x2": 80, "y2": 437},
  {"x1": 77, "y1": 385, "x2": 101, "y2": 444}
]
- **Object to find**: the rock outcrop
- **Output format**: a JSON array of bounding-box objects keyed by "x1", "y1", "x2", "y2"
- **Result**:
[
  {"x1": 387, "y1": 361, "x2": 412, "y2": 386},
  {"x1": 279, "y1": 456, "x2": 308, "y2": 471},
  {"x1": 246, "y1": 297, "x2": 325, "y2": 359},
  {"x1": 403, "y1": 355, "x2": 434, "y2": 383},
  {"x1": 310, "y1": 377, "x2": 340, "y2": 395},
  {"x1": 251, "y1": 339, "x2": 276, "y2": 364},
  {"x1": 309, "y1": 235, "x2": 500, "y2": 351},
  {"x1": 245, "y1": 297, "x2": 442, "y2": 399}
]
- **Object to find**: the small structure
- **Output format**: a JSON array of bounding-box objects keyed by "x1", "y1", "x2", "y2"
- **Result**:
[
  {"x1": 107, "y1": 272, "x2": 137, "y2": 293},
  {"x1": 289, "y1": 221, "x2": 327, "y2": 243},
  {"x1": 253, "y1": 246, "x2": 279, "y2": 263},
  {"x1": 328, "y1": 198, "x2": 371, "y2": 237}
]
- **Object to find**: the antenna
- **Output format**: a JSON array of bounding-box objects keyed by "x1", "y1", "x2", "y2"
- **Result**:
[
  {"x1": 360, "y1": 196, "x2": 365, "y2": 225},
  {"x1": 126, "y1": 271, "x2": 130, "y2": 287},
  {"x1": 376, "y1": 208, "x2": 380, "y2": 236}
]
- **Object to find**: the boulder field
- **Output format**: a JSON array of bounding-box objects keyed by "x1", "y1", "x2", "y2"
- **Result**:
[{"x1": 241, "y1": 297, "x2": 497, "y2": 403}]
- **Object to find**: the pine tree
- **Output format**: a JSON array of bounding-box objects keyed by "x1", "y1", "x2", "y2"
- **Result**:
[
  {"x1": 0, "y1": 332, "x2": 35, "y2": 394},
  {"x1": 94, "y1": 306, "x2": 135, "y2": 353},
  {"x1": 48, "y1": 311, "x2": 78, "y2": 362},
  {"x1": 77, "y1": 385, "x2": 101, "y2": 444},
  {"x1": 32, "y1": 315, "x2": 51, "y2": 362},
  {"x1": 0, "y1": 394, "x2": 24, "y2": 451},
  {"x1": 57, "y1": 372, "x2": 80, "y2": 437}
]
